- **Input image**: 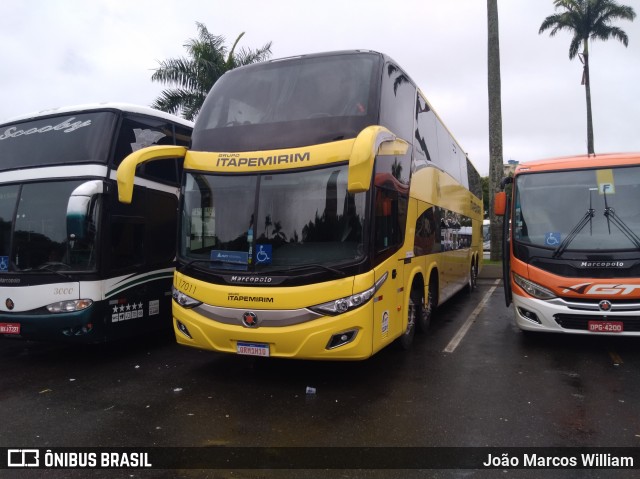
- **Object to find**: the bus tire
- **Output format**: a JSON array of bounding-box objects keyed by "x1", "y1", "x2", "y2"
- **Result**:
[
  {"x1": 398, "y1": 293, "x2": 417, "y2": 350},
  {"x1": 416, "y1": 283, "x2": 435, "y2": 334},
  {"x1": 467, "y1": 261, "x2": 478, "y2": 292}
]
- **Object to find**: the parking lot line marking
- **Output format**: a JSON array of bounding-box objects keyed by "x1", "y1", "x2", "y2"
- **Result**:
[{"x1": 443, "y1": 279, "x2": 500, "y2": 353}]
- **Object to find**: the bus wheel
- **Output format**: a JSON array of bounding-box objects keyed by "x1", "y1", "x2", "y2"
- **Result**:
[
  {"x1": 416, "y1": 285, "x2": 434, "y2": 334},
  {"x1": 467, "y1": 262, "x2": 478, "y2": 292},
  {"x1": 398, "y1": 294, "x2": 417, "y2": 350}
]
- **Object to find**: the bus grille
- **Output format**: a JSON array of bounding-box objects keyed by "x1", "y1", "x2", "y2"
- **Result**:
[
  {"x1": 530, "y1": 259, "x2": 640, "y2": 278},
  {"x1": 554, "y1": 314, "x2": 640, "y2": 331}
]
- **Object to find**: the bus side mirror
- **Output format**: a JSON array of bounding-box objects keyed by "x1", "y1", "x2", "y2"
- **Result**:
[
  {"x1": 117, "y1": 145, "x2": 187, "y2": 203},
  {"x1": 67, "y1": 180, "x2": 104, "y2": 241},
  {"x1": 347, "y1": 126, "x2": 408, "y2": 193},
  {"x1": 494, "y1": 191, "x2": 506, "y2": 216}
]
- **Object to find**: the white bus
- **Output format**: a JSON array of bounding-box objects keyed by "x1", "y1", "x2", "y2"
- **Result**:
[{"x1": 0, "y1": 103, "x2": 193, "y2": 342}]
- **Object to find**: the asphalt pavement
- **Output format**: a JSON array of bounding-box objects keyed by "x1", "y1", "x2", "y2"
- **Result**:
[{"x1": 2, "y1": 274, "x2": 639, "y2": 479}]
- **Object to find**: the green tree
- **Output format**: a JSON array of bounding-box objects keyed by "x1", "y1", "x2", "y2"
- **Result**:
[
  {"x1": 151, "y1": 22, "x2": 273, "y2": 121},
  {"x1": 487, "y1": 0, "x2": 504, "y2": 261},
  {"x1": 539, "y1": 0, "x2": 636, "y2": 155}
]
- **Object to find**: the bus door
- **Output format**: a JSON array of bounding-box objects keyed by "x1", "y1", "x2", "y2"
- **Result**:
[
  {"x1": 494, "y1": 190, "x2": 512, "y2": 306},
  {"x1": 371, "y1": 263, "x2": 403, "y2": 351},
  {"x1": 371, "y1": 185, "x2": 407, "y2": 348}
]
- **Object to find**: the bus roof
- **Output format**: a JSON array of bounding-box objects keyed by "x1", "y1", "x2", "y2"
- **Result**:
[
  {"x1": 514, "y1": 152, "x2": 640, "y2": 175},
  {"x1": 233, "y1": 49, "x2": 384, "y2": 69},
  {"x1": 1, "y1": 102, "x2": 194, "y2": 128}
]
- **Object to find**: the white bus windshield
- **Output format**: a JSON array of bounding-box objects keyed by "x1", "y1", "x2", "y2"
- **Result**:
[
  {"x1": 514, "y1": 166, "x2": 640, "y2": 252},
  {"x1": 1, "y1": 180, "x2": 99, "y2": 272},
  {"x1": 0, "y1": 112, "x2": 117, "y2": 171},
  {"x1": 181, "y1": 165, "x2": 366, "y2": 272}
]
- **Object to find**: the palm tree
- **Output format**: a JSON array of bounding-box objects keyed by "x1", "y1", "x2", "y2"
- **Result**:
[
  {"x1": 487, "y1": 0, "x2": 504, "y2": 261},
  {"x1": 539, "y1": 0, "x2": 636, "y2": 155},
  {"x1": 151, "y1": 22, "x2": 272, "y2": 120}
]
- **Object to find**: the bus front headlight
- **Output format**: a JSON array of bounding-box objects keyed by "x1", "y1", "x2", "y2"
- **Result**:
[
  {"x1": 513, "y1": 272, "x2": 556, "y2": 300},
  {"x1": 46, "y1": 299, "x2": 93, "y2": 313},
  {"x1": 309, "y1": 272, "x2": 388, "y2": 316},
  {"x1": 172, "y1": 286, "x2": 202, "y2": 309}
]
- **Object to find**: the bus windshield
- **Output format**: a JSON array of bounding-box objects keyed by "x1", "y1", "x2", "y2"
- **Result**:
[
  {"x1": 514, "y1": 166, "x2": 640, "y2": 252},
  {"x1": 180, "y1": 165, "x2": 366, "y2": 272},
  {"x1": 192, "y1": 52, "x2": 380, "y2": 152},
  {"x1": 1, "y1": 180, "x2": 100, "y2": 272},
  {"x1": 0, "y1": 112, "x2": 117, "y2": 172}
]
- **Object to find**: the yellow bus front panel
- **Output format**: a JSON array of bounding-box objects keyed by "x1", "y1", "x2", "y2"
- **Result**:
[
  {"x1": 171, "y1": 269, "x2": 397, "y2": 360},
  {"x1": 173, "y1": 301, "x2": 376, "y2": 360}
]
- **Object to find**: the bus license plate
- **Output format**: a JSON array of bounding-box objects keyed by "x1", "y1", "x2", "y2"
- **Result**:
[
  {"x1": 588, "y1": 321, "x2": 623, "y2": 333},
  {"x1": 0, "y1": 322, "x2": 20, "y2": 335},
  {"x1": 237, "y1": 342, "x2": 270, "y2": 357}
]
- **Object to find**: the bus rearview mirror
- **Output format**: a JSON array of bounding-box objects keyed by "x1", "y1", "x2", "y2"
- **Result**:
[
  {"x1": 67, "y1": 180, "x2": 104, "y2": 241},
  {"x1": 494, "y1": 191, "x2": 506, "y2": 216},
  {"x1": 116, "y1": 145, "x2": 187, "y2": 203},
  {"x1": 347, "y1": 126, "x2": 408, "y2": 194}
]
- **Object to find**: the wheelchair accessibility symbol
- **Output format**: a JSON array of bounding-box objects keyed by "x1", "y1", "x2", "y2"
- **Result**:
[
  {"x1": 0, "y1": 256, "x2": 9, "y2": 272},
  {"x1": 544, "y1": 232, "x2": 562, "y2": 246},
  {"x1": 255, "y1": 244, "x2": 272, "y2": 264}
]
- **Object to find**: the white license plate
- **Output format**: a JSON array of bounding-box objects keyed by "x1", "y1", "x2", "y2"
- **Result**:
[
  {"x1": 588, "y1": 320, "x2": 623, "y2": 333},
  {"x1": 237, "y1": 342, "x2": 270, "y2": 357},
  {"x1": 0, "y1": 322, "x2": 20, "y2": 335}
]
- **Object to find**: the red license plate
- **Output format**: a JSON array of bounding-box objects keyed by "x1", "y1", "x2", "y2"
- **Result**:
[
  {"x1": 588, "y1": 321, "x2": 623, "y2": 333},
  {"x1": 0, "y1": 322, "x2": 21, "y2": 335}
]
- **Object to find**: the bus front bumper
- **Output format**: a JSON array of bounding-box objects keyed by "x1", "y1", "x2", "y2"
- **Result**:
[
  {"x1": 0, "y1": 308, "x2": 100, "y2": 343},
  {"x1": 513, "y1": 292, "x2": 640, "y2": 336},
  {"x1": 172, "y1": 301, "x2": 375, "y2": 360}
]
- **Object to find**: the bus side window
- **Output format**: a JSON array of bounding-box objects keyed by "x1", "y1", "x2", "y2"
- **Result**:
[
  {"x1": 374, "y1": 186, "x2": 407, "y2": 260},
  {"x1": 379, "y1": 61, "x2": 415, "y2": 186},
  {"x1": 107, "y1": 188, "x2": 146, "y2": 274},
  {"x1": 142, "y1": 123, "x2": 181, "y2": 185},
  {"x1": 414, "y1": 207, "x2": 437, "y2": 256},
  {"x1": 107, "y1": 185, "x2": 177, "y2": 274},
  {"x1": 414, "y1": 94, "x2": 437, "y2": 167},
  {"x1": 467, "y1": 157, "x2": 483, "y2": 201},
  {"x1": 143, "y1": 157, "x2": 179, "y2": 185},
  {"x1": 110, "y1": 216, "x2": 145, "y2": 270},
  {"x1": 112, "y1": 115, "x2": 180, "y2": 185},
  {"x1": 145, "y1": 191, "x2": 178, "y2": 267}
]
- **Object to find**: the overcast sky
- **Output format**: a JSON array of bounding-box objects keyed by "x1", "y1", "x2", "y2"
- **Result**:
[{"x1": 1, "y1": 0, "x2": 638, "y2": 176}]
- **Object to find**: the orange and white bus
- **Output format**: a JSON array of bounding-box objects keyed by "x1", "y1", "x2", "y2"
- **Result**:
[
  {"x1": 495, "y1": 153, "x2": 640, "y2": 335},
  {"x1": 117, "y1": 50, "x2": 483, "y2": 359}
]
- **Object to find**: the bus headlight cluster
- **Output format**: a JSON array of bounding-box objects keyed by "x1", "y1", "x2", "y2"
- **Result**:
[
  {"x1": 46, "y1": 299, "x2": 93, "y2": 313},
  {"x1": 309, "y1": 272, "x2": 388, "y2": 316},
  {"x1": 513, "y1": 272, "x2": 556, "y2": 300},
  {"x1": 172, "y1": 286, "x2": 202, "y2": 309}
]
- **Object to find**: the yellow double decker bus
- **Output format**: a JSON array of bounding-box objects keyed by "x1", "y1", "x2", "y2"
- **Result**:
[{"x1": 117, "y1": 50, "x2": 483, "y2": 359}]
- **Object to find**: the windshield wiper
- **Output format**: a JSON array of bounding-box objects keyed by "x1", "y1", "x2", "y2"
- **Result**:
[
  {"x1": 268, "y1": 263, "x2": 347, "y2": 277},
  {"x1": 179, "y1": 258, "x2": 347, "y2": 277},
  {"x1": 178, "y1": 258, "x2": 218, "y2": 273},
  {"x1": 553, "y1": 191, "x2": 595, "y2": 258},
  {"x1": 33, "y1": 264, "x2": 72, "y2": 280},
  {"x1": 603, "y1": 185, "x2": 640, "y2": 250}
]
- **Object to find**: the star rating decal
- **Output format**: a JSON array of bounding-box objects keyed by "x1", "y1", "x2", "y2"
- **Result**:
[{"x1": 110, "y1": 300, "x2": 146, "y2": 323}]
